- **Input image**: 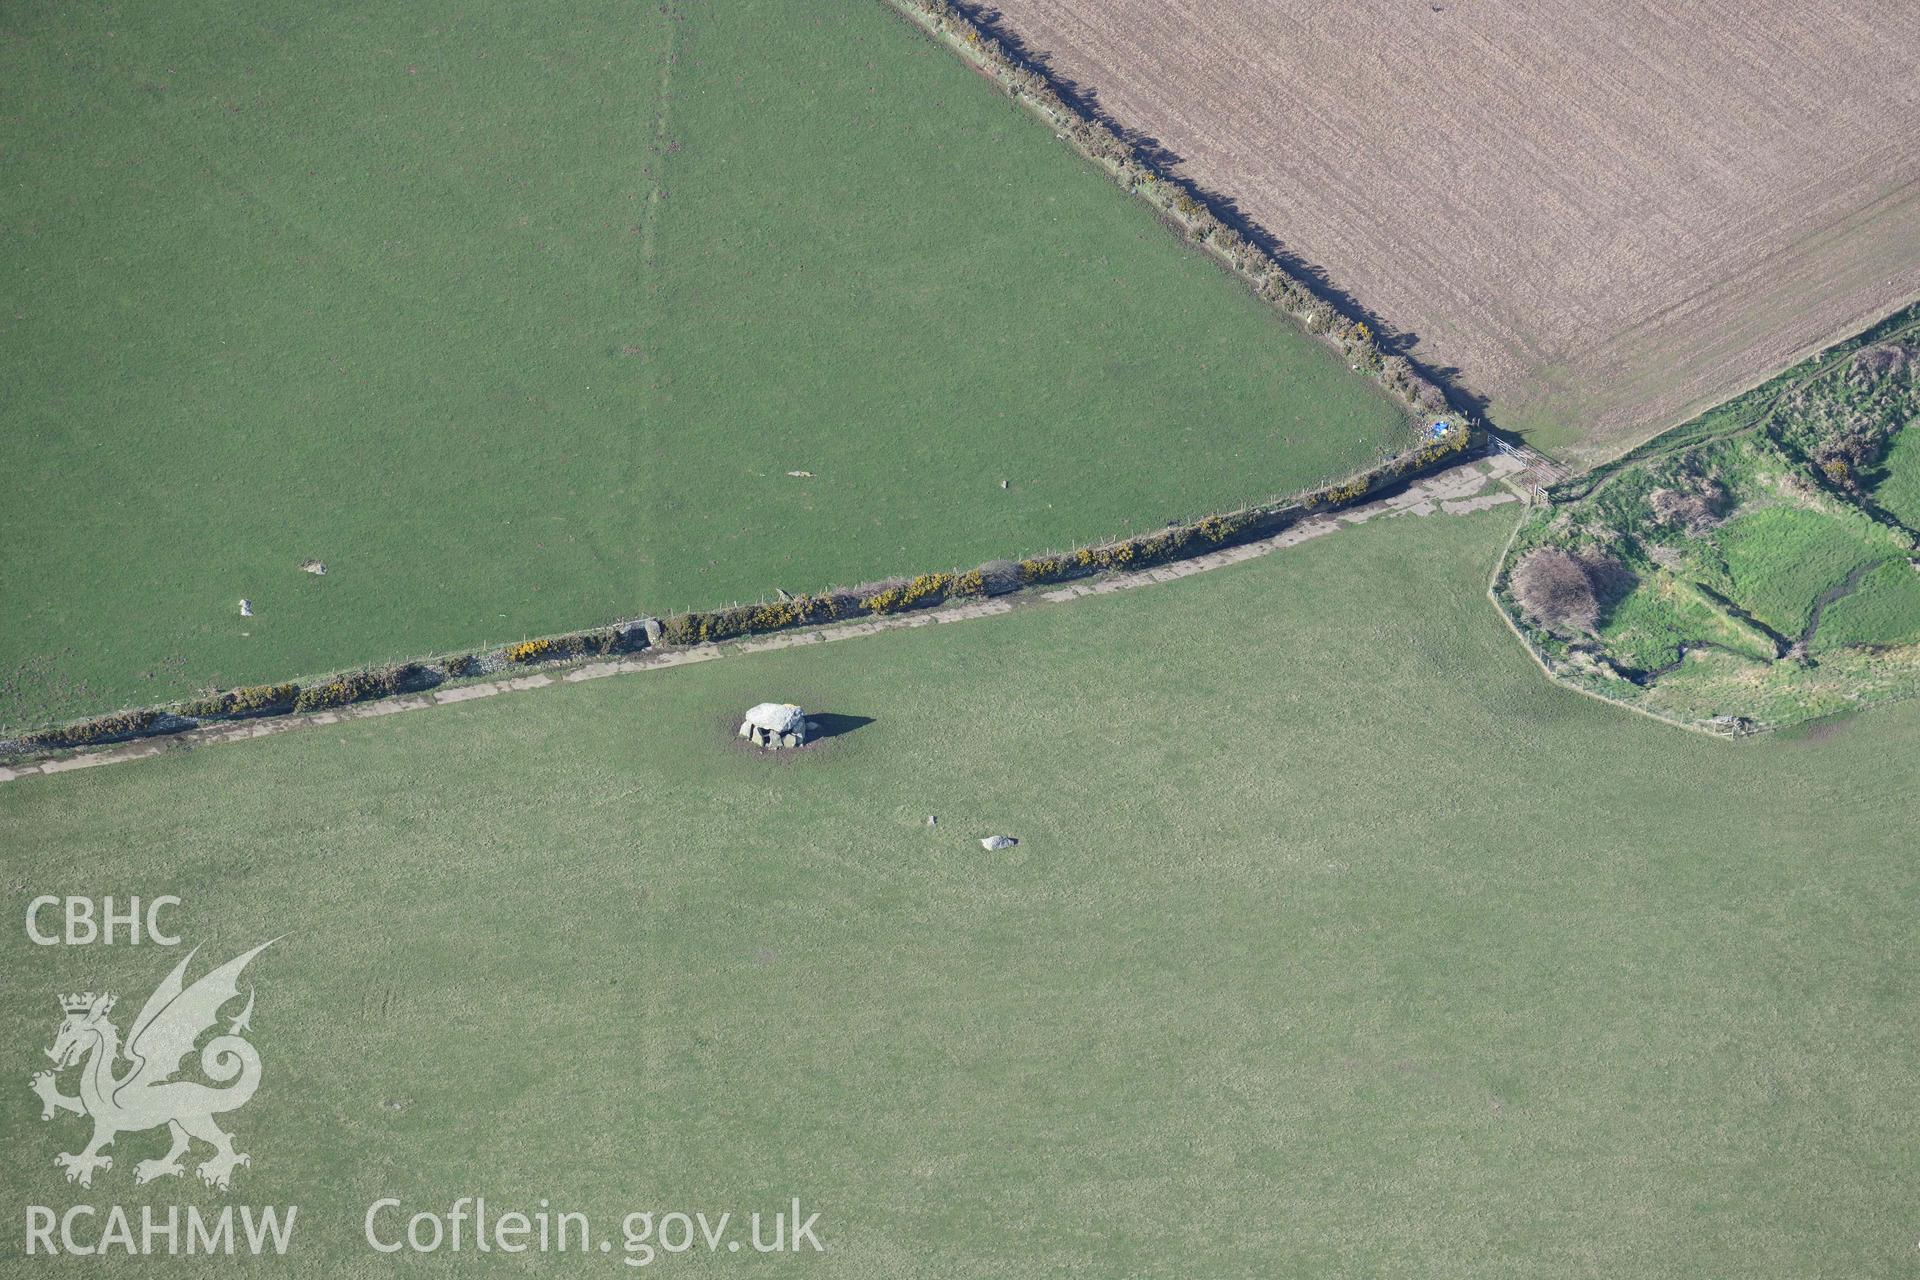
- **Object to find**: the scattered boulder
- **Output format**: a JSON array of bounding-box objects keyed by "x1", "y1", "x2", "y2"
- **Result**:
[
  {"x1": 616, "y1": 617, "x2": 659, "y2": 651},
  {"x1": 299, "y1": 559, "x2": 327, "y2": 576},
  {"x1": 979, "y1": 835, "x2": 1019, "y2": 851},
  {"x1": 238, "y1": 599, "x2": 253, "y2": 617}
]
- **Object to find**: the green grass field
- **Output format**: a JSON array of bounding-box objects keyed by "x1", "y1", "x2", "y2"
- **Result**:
[
  {"x1": 5, "y1": 511, "x2": 1913, "y2": 1277},
  {"x1": 1872, "y1": 425, "x2": 1920, "y2": 529},
  {"x1": 1715, "y1": 507, "x2": 1891, "y2": 639},
  {"x1": 1595, "y1": 576, "x2": 1775, "y2": 673},
  {"x1": 0, "y1": 0, "x2": 1406, "y2": 731},
  {"x1": 1813, "y1": 558, "x2": 1920, "y2": 651}
]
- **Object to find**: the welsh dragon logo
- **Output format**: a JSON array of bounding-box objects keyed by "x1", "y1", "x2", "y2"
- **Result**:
[{"x1": 30, "y1": 942, "x2": 273, "y2": 1191}]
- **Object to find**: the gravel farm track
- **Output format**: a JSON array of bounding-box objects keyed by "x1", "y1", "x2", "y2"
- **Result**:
[{"x1": 977, "y1": 0, "x2": 1920, "y2": 461}]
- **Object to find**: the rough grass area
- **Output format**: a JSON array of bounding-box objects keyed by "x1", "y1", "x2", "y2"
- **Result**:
[
  {"x1": 1595, "y1": 576, "x2": 1769, "y2": 674},
  {"x1": 1813, "y1": 559, "x2": 1920, "y2": 651},
  {"x1": 0, "y1": 0, "x2": 1406, "y2": 732},
  {"x1": 1498, "y1": 323, "x2": 1920, "y2": 729},
  {"x1": 1716, "y1": 507, "x2": 1889, "y2": 637},
  {"x1": 3, "y1": 513, "x2": 1915, "y2": 1278},
  {"x1": 1871, "y1": 425, "x2": 1920, "y2": 529}
]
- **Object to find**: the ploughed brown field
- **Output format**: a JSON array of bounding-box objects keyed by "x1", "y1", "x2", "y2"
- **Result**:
[{"x1": 980, "y1": 0, "x2": 1920, "y2": 460}]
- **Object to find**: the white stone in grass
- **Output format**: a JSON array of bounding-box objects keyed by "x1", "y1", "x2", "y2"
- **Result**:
[
  {"x1": 238, "y1": 599, "x2": 253, "y2": 617},
  {"x1": 743, "y1": 703, "x2": 805, "y2": 734},
  {"x1": 979, "y1": 835, "x2": 1019, "y2": 851}
]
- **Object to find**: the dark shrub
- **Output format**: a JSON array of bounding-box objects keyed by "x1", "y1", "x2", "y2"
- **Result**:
[
  {"x1": 175, "y1": 694, "x2": 227, "y2": 718},
  {"x1": 971, "y1": 560, "x2": 1021, "y2": 596},
  {"x1": 561, "y1": 628, "x2": 619, "y2": 658},
  {"x1": 1197, "y1": 512, "x2": 1256, "y2": 543},
  {"x1": 17, "y1": 709, "x2": 163, "y2": 752},
  {"x1": 1512, "y1": 547, "x2": 1631, "y2": 635},
  {"x1": 231, "y1": 682, "x2": 300, "y2": 713},
  {"x1": 1017, "y1": 555, "x2": 1069, "y2": 584}
]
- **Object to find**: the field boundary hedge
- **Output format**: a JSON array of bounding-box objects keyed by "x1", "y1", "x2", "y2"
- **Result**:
[
  {"x1": 0, "y1": 428, "x2": 1475, "y2": 764},
  {"x1": 881, "y1": 0, "x2": 1456, "y2": 422},
  {"x1": 0, "y1": 3, "x2": 1485, "y2": 765}
]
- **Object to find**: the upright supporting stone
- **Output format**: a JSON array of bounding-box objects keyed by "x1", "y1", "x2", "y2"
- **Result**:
[{"x1": 741, "y1": 702, "x2": 807, "y2": 750}]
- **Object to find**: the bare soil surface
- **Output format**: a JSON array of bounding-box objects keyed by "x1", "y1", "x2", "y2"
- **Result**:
[{"x1": 979, "y1": 0, "x2": 1920, "y2": 460}]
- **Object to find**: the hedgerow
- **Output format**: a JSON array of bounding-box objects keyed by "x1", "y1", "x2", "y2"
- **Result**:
[
  {"x1": 982, "y1": 560, "x2": 1021, "y2": 593},
  {"x1": 504, "y1": 638, "x2": 558, "y2": 664},
  {"x1": 959, "y1": 560, "x2": 1020, "y2": 597},
  {"x1": 3, "y1": 421, "x2": 1472, "y2": 762},
  {"x1": 1197, "y1": 512, "x2": 1257, "y2": 543},
  {"x1": 861, "y1": 573, "x2": 954, "y2": 614},
  {"x1": 232, "y1": 682, "x2": 300, "y2": 713},
  {"x1": 175, "y1": 682, "x2": 300, "y2": 720},
  {"x1": 14, "y1": 709, "x2": 164, "y2": 752},
  {"x1": 291, "y1": 664, "x2": 426, "y2": 713},
  {"x1": 1019, "y1": 554, "x2": 1068, "y2": 584}
]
